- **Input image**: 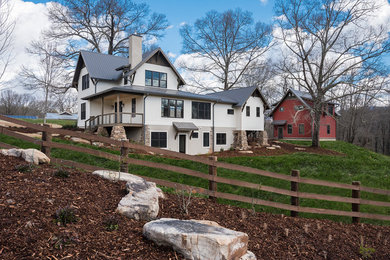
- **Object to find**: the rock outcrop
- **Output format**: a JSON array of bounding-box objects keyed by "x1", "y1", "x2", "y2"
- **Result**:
[
  {"x1": 93, "y1": 170, "x2": 164, "y2": 220},
  {"x1": 143, "y1": 218, "x2": 256, "y2": 260},
  {"x1": 1, "y1": 148, "x2": 50, "y2": 165}
]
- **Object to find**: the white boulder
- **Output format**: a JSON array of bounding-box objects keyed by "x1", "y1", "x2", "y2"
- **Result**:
[
  {"x1": 93, "y1": 170, "x2": 164, "y2": 220},
  {"x1": 1, "y1": 148, "x2": 50, "y2": 165},
  {"x1": 143, "y1": 218, "x2": 254, "y2": 260}
]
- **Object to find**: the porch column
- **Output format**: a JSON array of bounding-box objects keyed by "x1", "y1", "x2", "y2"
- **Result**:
[
  {"x1": 101, "y1": 96, "x2": 104, "y2": 125},
  {"x1": 116, "y1": 94, "x2": 120, "y2": 124}
]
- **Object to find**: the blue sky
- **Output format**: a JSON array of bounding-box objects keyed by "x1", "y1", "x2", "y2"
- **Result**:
[{"x1": 28, "y1": 0, "x2": 275, "y2": 57}]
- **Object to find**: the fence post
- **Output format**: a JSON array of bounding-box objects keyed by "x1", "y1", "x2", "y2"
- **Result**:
[
  {"x1": 290, "y1": 169, "x2": 300, "y2": 217},
  {"x1": 120, "y1": 142, "x2": 129, "y2": 172},
  {"x1": 352, "y1": 181, "x2": 361, "y2": 224},
  {"x1": 41, "y1": 124, "x2": 52, "y2": 157},
  {"x1": 208, "y1": 156, "x2": 218, "y2": 201}
]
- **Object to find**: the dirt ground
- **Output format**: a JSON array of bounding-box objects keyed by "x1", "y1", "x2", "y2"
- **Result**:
[{"x1": 1, "y1": 154, "x2": 389, "y2": 259}]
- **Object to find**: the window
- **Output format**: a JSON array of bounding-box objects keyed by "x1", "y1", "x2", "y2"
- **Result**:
[
  {"x1": 81, "y1": 103, "x2": 86, "y2": 120},
  {"x1": 246, "y1": 106, "x2": 250, "y2": 117},
  {"x1": 192, "y1": 101, "x2": 211, "y2": 119},
  {"x1": 191, "y1": 132, "x2": 199, "y2": 139},
  {"x1": 145, "y1": 70, "x2": 167, "y2": 88},
  {"x1": 327, "y1": 125, "x2": 331, "y2": 135},
  {"x1": 216, "y1": 133, "x2": 226, "y2": 145},
  {"x1": 151, "y1": 132, "x2": 167, "y2": 148},
  {"x1": 299, "y1": 124, "x2": 304, "y2": 135},
  {"x1": 256, "y1": 107, "x2": 260, "y2": 117},
  {"x1": 203, "y1": 132, "x2": 210, "y2": 147},
  {"x1": 161, "y1": 98, "x2": 183, "y2": 118},
  {"x1": 82, "y1": 74, "x2": 89, "y2": 90},
  {"x1": 280, "y1": 107, "x2": 284, "y2": 112},
  {"x1": 328, "y1": 105, "x2": 334, "y2": 115},
  {"x1": 294, "y1": 105, "x2": 304, "y2": 111},
  {"x1": 287, "y1": 124, "x2": 293, "y2": 134},
  {"x1": 131, "y1": 98, "x2": 136, "y2": 117},
  {"x1": 124, "y1": 76, "x2": 128, "y2": 85},
  {"x1": 227, "y1": 109, "x2": 234, "y2": 115}
]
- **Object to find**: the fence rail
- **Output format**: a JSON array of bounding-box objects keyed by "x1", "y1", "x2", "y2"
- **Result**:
[{"x1": 1, "y1": 114, "x2": 390, "y2": 222}]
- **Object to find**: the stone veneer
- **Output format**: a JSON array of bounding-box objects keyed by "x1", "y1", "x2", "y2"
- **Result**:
[
  {"x1": 111, "y1": 125, "x2": 127, "y2": 140},
  {"x1": 233, "y1": 130, "x2": 249, "y2": 150},
  {"x1": 96, "y1": 126, "x2": 109, "y2": 137}
]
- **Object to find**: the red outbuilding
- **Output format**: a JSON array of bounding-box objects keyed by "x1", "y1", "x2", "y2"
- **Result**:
[{"x1": 269, "y1": 89, "x2": 338, "y2": 140}]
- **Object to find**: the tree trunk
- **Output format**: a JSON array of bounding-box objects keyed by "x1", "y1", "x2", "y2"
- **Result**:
[{"x1": 311, "y1": 102, "x2": 322, "y2": 148}]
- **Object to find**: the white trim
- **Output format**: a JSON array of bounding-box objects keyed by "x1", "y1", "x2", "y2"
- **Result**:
[
  {"x1": 202, "y1": 131, "x2": 210, "y2": 147},
  {"x1": 215, "y1": 132, "x2": 227, "y2": 145}
]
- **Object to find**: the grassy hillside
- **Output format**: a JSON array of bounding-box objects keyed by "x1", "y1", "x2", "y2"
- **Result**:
[
  {"x1": 21, "y1": 119, "x2": 77, "y2": 127},
  {"x1": 1, "y1": 132, "x2": 389, "y2": 224}
]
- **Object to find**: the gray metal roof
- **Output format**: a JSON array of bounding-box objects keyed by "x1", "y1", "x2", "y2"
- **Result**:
[
  {"x1": 271, "y1": 120, "x2": 287, "y2": 125},
  {"x1": 80, "y1": 50, "x2": 128, "y2": 81},
  {"x1": 173, "y1": 122, "x2": 198, "y2": 131},
  {"x1": 206, "y1": 86, "x2": 270, "y2": 108},
  {"x1": 81, "y1": 85, "x2": 237, "y2": 104}
]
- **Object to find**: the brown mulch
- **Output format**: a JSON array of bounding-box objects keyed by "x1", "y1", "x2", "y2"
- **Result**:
[
  {"x1": 212, "y1": 141, "x2": 345, "y2": 157},
  {"x1": 1, "y1": 155, "x2": 389, "y2": 259}
]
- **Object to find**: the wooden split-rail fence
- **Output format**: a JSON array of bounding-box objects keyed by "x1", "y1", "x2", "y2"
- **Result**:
[{"x1": 1, "y1": 114, "x2": 390, "y2": 223}]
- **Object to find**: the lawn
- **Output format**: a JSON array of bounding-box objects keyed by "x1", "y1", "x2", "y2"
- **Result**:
[
  {"x1": 21, "y1": 118, "x2": 77, "y2": 127},
  {"x1": 1, "y1": 132, "x2": 390, "y2": 225}
]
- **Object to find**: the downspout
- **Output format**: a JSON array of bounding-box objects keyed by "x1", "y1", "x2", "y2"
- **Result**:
[
  {"x1": 143, "y1": 94, "x2": 149, "y2": 145},
  {"x1": 212, "y1": 101, "x2": 218, "y2": 153}
]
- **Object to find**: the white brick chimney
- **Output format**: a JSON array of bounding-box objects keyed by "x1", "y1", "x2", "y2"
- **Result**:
[{"x1": 129, "y1": 34, "x2": 142, "y2": 69}]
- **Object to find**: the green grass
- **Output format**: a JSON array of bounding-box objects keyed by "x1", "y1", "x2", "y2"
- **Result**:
[
  {"x1": 1, "y1": 132, "x2": 390, "y2": 225},
  {"x1": 21, "y1": 119, "x2": 77, "y2": 127}
]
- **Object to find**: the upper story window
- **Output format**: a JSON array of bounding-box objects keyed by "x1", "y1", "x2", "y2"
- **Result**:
[
  {"x1": 256, "y1": 107, "x2": 260, "y2": 117},
  {"x1": 328, "y1": 105, "x2": 334, "y2": 115},
  {"x1": 192, "y1": 101, "x2": 211, "y2": 119},
  {"x1": 246, "y1": 106, "x2": 250, "y2": 117},
  {"x1": 227, "y1": 109, "x2": 234, "y2": 115},
  {"x1": 280, "y1": 107, "x2": 284, "y2": 112},
  {"x1": 161, "y1": 98, "x2": 183, "y2": 118},
  {"x1": 82, "y1": 74, "x2": 89, "y2": 90},
  {"x1": 145, "y1": 70, "x2": 167, "y2": 88}
]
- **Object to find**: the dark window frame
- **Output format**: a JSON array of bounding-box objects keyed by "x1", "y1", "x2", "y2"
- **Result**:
[
  {"x1": 328, "y1": 105, "x2": 334, "y2": 116},
  {"x1": 287, "y1": 124, "x2": 293, "y2": 134},
  {"x1": 227, "y1": 109, "x2": 234, "y2": 115},
  {"x1": 327, "y1": 125, "x2": 331, "y2": 135},
  {"x1": 192, "y1": 101, "x2": 211, "y2": 120},
  {"x1": 145, "y1": 70, "x2": 167, "y2": 88},
  {"x1": 216, "y1": 133, "x2": 227, "y2": 145},
  {"x1": 299, "y1": 124, "x2": 305, "y2": 135},
  {"x1": 256, "y1": 107, "x2": 260, "y2": 117},
  {"x1": 191, "y1": 132, "x2": 199, "y2": 139},
  {"x1": 203, "y1": 132, "x2": 210, "y2": 147},
  {"x1": 80, "y1": 103, "x2": 86, "y2": 120},
  {"x1": 161, "y1": 98, "x2": 184, "y2": 118},
  {"x1": 151, "y1": 132, "x2": 167, "y2": 148},
  {"x1": 82, "y1": 74, "x2": 89, "y2": 90},
  {"x1": 246, "y1": 106, "x2": 250, "y2": 117}
]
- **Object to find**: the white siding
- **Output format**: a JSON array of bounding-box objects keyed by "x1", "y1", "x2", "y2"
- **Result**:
[
  {"x1": 241, "y1": 96, "x2": 265, "y2": 131},
  {"x1": 132, "y1": 63, "x2": 179, "y2": 90}
]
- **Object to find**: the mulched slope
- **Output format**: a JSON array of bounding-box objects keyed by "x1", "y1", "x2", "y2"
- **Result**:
[{"x1": 1, "y1": 155, "x2": 389, "y2": 259}]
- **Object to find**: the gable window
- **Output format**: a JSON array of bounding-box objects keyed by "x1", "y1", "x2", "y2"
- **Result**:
[
  {"x1": 82, "y1": 74, "x2": 89, "y2": 90},
  {"x1": 327, "y1": 125, "x2": 331, "y2": 135},
  {"x1": 246, "y1": 106, "x2": 250, "y2": 117},
  {"x1": 256, "y1": 107, "x2": 260, "y2": 117},
  {"x1": 216, "y1": 133, "x2": 226, "y2": 145},
  {"x1": 80, "y1": 103, "x2": 86, "y2": 120},
  {"x1": 124, "y1": 75, "x2": 128, "y2": 85},
  {"x1": 287, "y1": 124, "x2": 293, "y2": 134},
  {"x1": 161, "y1": 98, "x2": 183, "y2": 118},
  {"x1": 280, "y1": 107, "x2": 284, "y2": 112},
  {"x1": 203, "y1": 132, "x2": 210, "y2": 147},
  {"x1": 192, "y1": 101, "x2": 211, "y2": 119},
  {"x1": 299, "y1": 124, "x2": 304, "y2": 135},
  {"x1": 151, "y1": 132, "x2": 167, "y2": 148},
  {"x1": 227, "y1": 109, "x2": 234, "y2": 115},
  {"x1": 191, "y1": 132, "x2": 199, "y2": 139},
  {"x1": 145, "y1": 70, "x2": 167, "y2": 88},
  {"x1": 328, "y1": 105, "x2": 334, "y2": 115}
]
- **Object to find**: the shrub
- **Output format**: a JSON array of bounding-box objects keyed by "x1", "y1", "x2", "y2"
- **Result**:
[
  {"x1": 54, "y1": 169, "x2": 70, "y2": 178},
  {"x1": 103, "y1": 215, "x2": 119, "y2": 231},
  {"x1": 15, "y1": 164, "x2": 35, "y2": 173},
  {"x1": 54, "y1": 206, "x2": 78, "y2": 226}
]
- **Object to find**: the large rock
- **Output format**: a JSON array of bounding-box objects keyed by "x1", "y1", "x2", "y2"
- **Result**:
[
  {"x1": 93, "y1": 170, "x2": 164, "y2": 220},
  {"x1": 143, "y1": 218, "x2": 255, "y2": 260},
  {"x1": 1, "y1": 148, "x2": 50, "y2": 165}
]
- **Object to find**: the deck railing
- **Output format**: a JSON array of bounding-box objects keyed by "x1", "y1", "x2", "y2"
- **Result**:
[{"x1": 85, "y1": 112, "x2": 143, "y2": 130}]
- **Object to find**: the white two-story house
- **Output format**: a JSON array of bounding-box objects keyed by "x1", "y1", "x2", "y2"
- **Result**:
[{"x1": 73, "y1": 34, "x2": 269, "y2": 155}]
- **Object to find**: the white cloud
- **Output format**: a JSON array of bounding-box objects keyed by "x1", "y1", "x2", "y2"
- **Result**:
[
  {"x1": 167, "y1": 25, "x2": 174, "y2": 29},
  {"x1": 179, "y1": 22, "x2": 187, "y2": 27},
  {"x1": 167, "y1": 52, "x2": 177, "y2": 59},
  {"x1": 259, "y1": 0, "x2": 268, "y2": 4}
]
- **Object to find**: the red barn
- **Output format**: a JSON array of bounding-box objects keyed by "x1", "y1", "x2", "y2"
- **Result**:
[{"x1": 269, "y1": 89, "x2": 338, "y2": 140}]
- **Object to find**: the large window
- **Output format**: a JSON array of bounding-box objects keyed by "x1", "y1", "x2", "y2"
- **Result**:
[
  {"x1": 327, "y1": 125, "x2": 331, "y2": 135},
  {"x1": 216, "y1": 133, "x2": 226, "y2": 145},
  {"x1": 81, "y1": 103, "x2": 86, "y2": 120},
  {"x1": 82, "y1": 74, "x2": 89, "y2": 90},
  {"x1": 299, "y1": 124, "x2": 304, "y2": 135},
  {"x1": 192, "y1": 101, "x2": 211, "y2": 119},
  {"x1": 161, "y1": 98, "x2": 183, "y2": 118},
  {"x1": 287, "y1": 124, "x2": 293, "y2": 134},
  {"x1": 151, "y1": 132, "x2": 167, "y2": 148},
  {"x1": 145, "y1": 70, "x2": 167, "y2": 88},
  {"x1": 203, "y1": 132, "x2": 210, "y2": 147},
  {"x1": 246, "y1": 106, "x2": 250, "y2": 117},
  {"x1": 256, "y1": 107, "x2": 260, "y2": 117}
]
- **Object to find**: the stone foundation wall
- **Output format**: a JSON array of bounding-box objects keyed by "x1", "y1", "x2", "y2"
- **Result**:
[
  {"x1": 96, "y1": 126, "x2": 109, "y2": 137},
  {"x1": 111, "y1": 126, "x2": 127, "y2": 141},
  {"x1": 232, "y1": 130, "x2": 249, "y2": 150}
]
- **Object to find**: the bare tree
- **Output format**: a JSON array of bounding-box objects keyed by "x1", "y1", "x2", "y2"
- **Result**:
[
  {"x1": 45, "y1": 0, "x2": 169, "y2": 60},
  {"x1": 19, "y1": 41, "x2": 70, "y2": 123},
  {"x1": 0, "y1": 90, "x2": 31, "y2": 115},
  {"x1": 275, "y1": 0, "x2": 390, "y2": 147},
  {"x1": 179, "y1": 8, "x2": 272, "y2": 92},
  {"x1": 0, "y1": 0, "x2": 15, "y2": 85}
]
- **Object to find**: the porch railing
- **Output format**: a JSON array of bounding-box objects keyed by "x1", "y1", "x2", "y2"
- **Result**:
[{"x1": 85, "y1": 112, "x2": 143, "y2": 130}]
